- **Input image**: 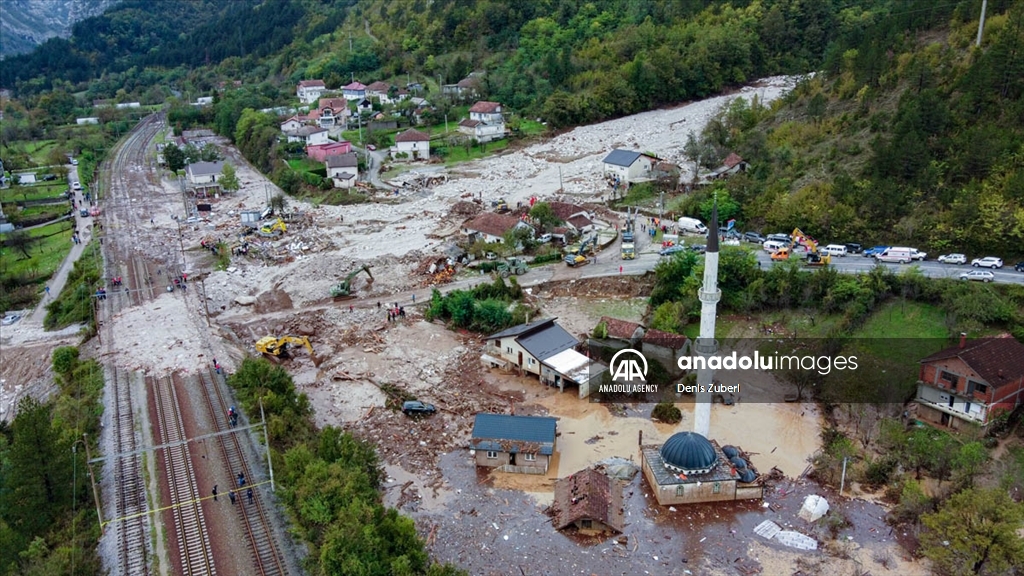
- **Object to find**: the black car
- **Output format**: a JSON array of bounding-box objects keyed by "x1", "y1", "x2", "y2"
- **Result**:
[
  {"x1": 79, "y1": 209, "x2": 89, "y2": 217},
  {"x1": 402, "y1": 400, "x2": 437, "y2": 416},
  {"x1": 42, "y1": 174, "x2": 58, "y2": 181},
  {"x1": 844, "y1": 243, "x2": 862, "y2": 254},
  {"x1": 744, "y1": 231, "x2": 766, "y2": 244},
  {"x1": 1015, "y1": 262, "x2": 1024, "y2": 272},
  {"x1": 687, "y1": 244, "x2": 707, "y2": 254}
]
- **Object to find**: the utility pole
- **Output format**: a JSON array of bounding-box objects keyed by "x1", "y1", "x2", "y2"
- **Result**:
[
  {"x1": 977, "y1": 0, "x2": 988, "y2": 47},
  {"x1": 260, "y1": 399, "x2": 275, "y2": 492},
  {"x1": 80, "y1": 434, "x2": 104, "y2": 531},
  {"x1": 199, "y1": 276, "x2": 211, "y2": 326}
]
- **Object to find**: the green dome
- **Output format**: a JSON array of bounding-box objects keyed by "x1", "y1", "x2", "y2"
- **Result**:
[{"x1": 660, "y1": 432, "x2": 718, "y2": 474}]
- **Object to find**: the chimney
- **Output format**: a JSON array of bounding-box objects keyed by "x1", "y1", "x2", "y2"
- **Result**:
[
  {"x1": 959, "y1": 333, "x2": 967, "y2": 349},
  {"x1": 998, "y1": 369, "x2": 1004, "y2": 378}
]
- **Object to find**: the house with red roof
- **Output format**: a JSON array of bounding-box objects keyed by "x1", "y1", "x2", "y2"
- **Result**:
[
  {"x1": 915, "y1": 335, "x2": 1024, "y2": 429},
  {"x1": 391, "y1": 128, "x2": 430, "y2": 161},
  {"x1": 459, "y1": 100, "x2": 506, "y2": 143}
]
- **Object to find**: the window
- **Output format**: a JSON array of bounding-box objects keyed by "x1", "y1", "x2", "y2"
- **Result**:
[
  {"x1": 969, "y1": 381, "x2": 987, "y2": 394},
  {"x1": 940, "y1": 371, "x2": 957, "y2": 387},
  {"x1": 713, "y1": 482, "x2": 721, "y2": 494},
  {"x1": 675, "y1": 485, "x2": 685, "y2": 496},
  {"x1": 506, "y1": 347, "x2": 512, "y2": 354},
  {"x1": 486, "y1": 451, "x2": 498, "y2": 459},
  {"x1": 524, "y1": 453, "x2": 536, "y2": 462},
  {"x1": 528, "y1": 358, "x2": 534, "y2": 365},
  {"x1": 581, "y1": 519, "x2": 593, "y2": 529}
]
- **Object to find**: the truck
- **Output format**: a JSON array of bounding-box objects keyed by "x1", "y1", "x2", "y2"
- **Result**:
[{"x1": 621, "y1": 207, "x2": 636, "y2": 260}]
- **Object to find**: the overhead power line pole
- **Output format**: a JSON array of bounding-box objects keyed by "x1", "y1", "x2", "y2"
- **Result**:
[{"x1": 977, "y1": 0, "x2": 988, "y2": 47}]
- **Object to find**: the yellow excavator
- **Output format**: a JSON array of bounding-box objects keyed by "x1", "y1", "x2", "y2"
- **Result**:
[
  {"x1": 258, "y1": 218, "x2": 287, "y2": 238},
  {"x1": 255, "y1": 335, "x2": 314, "y2": 358},
  {"x1": 792, "y1": 228, "x2": 831, "y2": 267}
]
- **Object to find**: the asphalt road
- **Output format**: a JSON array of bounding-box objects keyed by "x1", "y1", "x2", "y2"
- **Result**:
[{"x1": 571, "y1": 232, "x2": 1024, "y2": 285}]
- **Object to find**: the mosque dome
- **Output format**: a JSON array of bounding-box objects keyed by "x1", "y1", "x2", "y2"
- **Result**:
[{"x1": 660, "y1": 432, "x2": 718, "y2": 475}]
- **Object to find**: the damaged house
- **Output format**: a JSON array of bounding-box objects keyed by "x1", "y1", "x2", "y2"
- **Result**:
[
  {"x1": 470, "y1": 414, "x2": 557, "y2": 474},
  {"x1": 551, "y1": 468, "x2": 625, "y2": 536}
]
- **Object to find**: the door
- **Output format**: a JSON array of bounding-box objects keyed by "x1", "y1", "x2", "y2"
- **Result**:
[
  {"x1": 509, "y1": 453, "x2": 516, "y2": 466},
  {"x1": 948, "y1": 395, "x2": 955, "y2": 408},
  {"x1": 941, "y1": 413, "x2": 950, "y2": 426},
  {"x1": 518, "y1": 351, "x2": 523, "y2": 368}
]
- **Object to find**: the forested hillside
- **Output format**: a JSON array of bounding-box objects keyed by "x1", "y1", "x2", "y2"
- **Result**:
[
  {"x1": 5, "y1": 0, "x2": 928, "y2": 126},
  {"x1": 687, "y1": 0, "x2": 1024, "y2": 257}
]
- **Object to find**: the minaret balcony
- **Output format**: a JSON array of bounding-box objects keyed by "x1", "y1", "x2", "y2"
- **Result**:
[
  {"x1": 693, "y1": 338, "x2": 718, "y2": 355},
  {"x1": 698, "y1": 287, "x2": 721, "y2": 303}
]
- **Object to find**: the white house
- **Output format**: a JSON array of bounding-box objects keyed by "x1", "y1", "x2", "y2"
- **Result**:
[
  {"x1": 356, "y1": 98, "x2": 373, "y2": 114},
  {"x1": 365, "y1": 81, "x2": 392, "y2": 102},
  {"x1": 459, "y1": 101, "x2": 506, "y2": 143},
  {"x1": 115, "y1": 102, "x2": 141, "y2": 109},
  {"x1": 483, "y1": 318, "x2": 589, "y2": 390},
  {"x1": 602, "y1": 149, "x2": 657, "y2": 185},
  {"x1": 326, "y1": 153, "x2": 359, "y2": 189},
  {"x1": 195, "y1": 96, "x2": 214, "y2": 106},
  {"x1": 286, "y1": 126, "x2": 330, "y2": 146},
  {"x1": 342, "y1": 81, "x2": 367, "y2": 101},
  {"x1": 391, "y1": 128, "x2": 431, "y2": 161},
  {"x1": 186, "y1": 161, "x2": 225, "y2": 185},
  {"x1": 76, "y1": 117, "x2": 100, "y2": 125},
  {"x1": 280, "y1": 116, "x2": 303, "y2": 133},
  {"x1": 297, "y1": 80, "x2": 327, "y2": 104}
]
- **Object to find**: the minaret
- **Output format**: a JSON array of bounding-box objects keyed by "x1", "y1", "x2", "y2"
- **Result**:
[{"x1": 693, "y1": 200, "x2": 721, "y2": 437}]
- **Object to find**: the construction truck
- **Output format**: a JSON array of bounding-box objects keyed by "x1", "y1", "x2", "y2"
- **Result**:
[
  {"x1": 258, "y1": 218, "x2": 287, "y2": 238},
  {"x1": 564, "y1": 253, "x2": 591, "y2": 267},
  {"x1": 791, "y1": 227, "x2": 830, "y2": 266},
  {"x1": 621, "y1": 207, "x2": 636, "y2": 260},
  {"x1": 330, "y1": 265, "x2": 373, "y2": 298},
  {"x1": 495, "y1": 257, "x2": 528, "y2": 278},
  {"x1": 491, "y1": 198, "x2": 510, "y2": 213},
  {"x1": 255, "y1": 335, "x2": 314, "y2": 358}
]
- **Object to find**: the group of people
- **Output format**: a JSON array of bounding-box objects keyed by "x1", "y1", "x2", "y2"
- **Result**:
[
  {"x1": 212, "y1": 476, "x2": 254, "y2": 505},
  {"x1": 378, "y1": 301, "x2": 406, "y2": 322}
]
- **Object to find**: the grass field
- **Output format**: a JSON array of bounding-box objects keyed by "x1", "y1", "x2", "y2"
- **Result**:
[
  {"x1": 0, "y1": 221, "x2": 75, "y2": 280},
  {"x1": 1, "y1": 183, "x2": 69, "y2": 202},
  {"x1": 442, "y1": 139, "x2": 510, "y2": 165},
  {"x1": 286, "y1": 158, "x2": 324, "y2": 173},
  {"x1": 589, "y1": 298, "x2": 648, "y2": 323}
]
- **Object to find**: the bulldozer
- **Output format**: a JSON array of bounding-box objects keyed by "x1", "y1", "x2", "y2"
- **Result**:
[
  {"x1": 257, "y1": 218, "x2": 287, "y2": 238},
  {"x1": 255, "y1": 335, "x2": 314, "y2": 359},
  {"x1": 330, "y1": 265, "x2": 373, "y2": 298},
  {"x1": 491, "y1": 198, "x2": 510, "y2": 213},
  {"x1": 495, "y1": 257, "x2": 528, "y2": 278},
  {"x1": 805, "y1": 251, "x2": 832, "y2": 267},
  {"x1": 791, "y1": 228, "x2": 831, "y2": 266}
]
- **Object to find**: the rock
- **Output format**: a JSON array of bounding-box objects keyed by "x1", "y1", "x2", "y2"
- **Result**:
[{"x1": 235, "y1": 295, "x2": 257, "y2": 306}]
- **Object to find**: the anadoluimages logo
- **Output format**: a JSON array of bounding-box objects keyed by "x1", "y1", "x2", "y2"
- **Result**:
[{"x1": 609, "y1": 348, "x2": 648, "y2": 381}]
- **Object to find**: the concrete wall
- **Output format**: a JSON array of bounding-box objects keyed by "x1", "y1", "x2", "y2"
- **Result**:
[
  {"x1": 643, "y1": 343, "x2": 685, "y2": 378},
  {"x1": 492, "y1": 337, "x2": 541, "y2": 376},
  {"x1": 474, "y1": 450, "x2": 549, "y2": 474},
  {"x1": 642, "y1": 453, "x2": 759, "y2": 506}
]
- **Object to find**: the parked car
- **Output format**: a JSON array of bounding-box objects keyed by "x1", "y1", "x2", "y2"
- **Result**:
[
  {"x1": 744, "y1": 232, "x2": 766, "y2": 244},
  {"x1": 822, "y1": 244, "x2": 848, "y2": 257},
  {"x1": 537, "y1": 233, "x2": 552, "y2": 243},
  {"x1": 960, "y1": 270, "x2": 995, "y2": 283},
  {"x1": 70, "y1": 159, "x2": 78, "y2": 165},
  {"x1": 402, "y1": 400, "x2": 436, "y2": 416},
  {"x1": 1016, "y1": 262, "x2": 1024, "y2": 272},
  {"x1": 79, "y1": 209, "x2": 89, "y2": 217},
  {"x1": 687, "y1": 244, "x2": 707, "y2": 254},
  {"x1": 367, "y1": 144, "x2": 376, "y2": 151},
  {"x1": 72, "y1": 182, "x2": 82, "y2": 191},
  {"x1": 766, "y1": 233, "x2": 791, "y2": 244},
  {"x1": 937, "y1": 253, "x2": 967, "y2": 265},
  {"x1": 844, "y1": 243, "x2": 862, "y2": 254},
  {"x1": 1, "y1": 313, "x2": 22, "y2": 326},
  {"x1": 863, "y1": 246, "x2": 889, "y2": 257},
  {"x1": 911, "y1": 249, "x2": 927, "y2": 261},
  {"x1": 659, "y1": 245, "x2": 686, "y2": 256},
  {"x1": 724, "y1": 229, "x2": 742, "y2": 240},
  {"x1": 42, "y1": 174, "x2": 57, "y2": 181},
  {"x1": 971, "y1": 257, "x2": 1003, "y2": 269}
]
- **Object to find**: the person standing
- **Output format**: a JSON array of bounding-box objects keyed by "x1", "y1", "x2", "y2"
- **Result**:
[
  {"x1": 45, "y1": 285, "x2": 50, "y2": 298},
  {"x1": 212, "y1": 485, "x2": 218, "y2": 501},
  {"x1": 229, "y1": 490, "x2": 236, "y2": 505},
  {"x1": 247, "y1": 487, "x2": 254, "y2": 505},
  {"x1": 411, "y1": 294, "x2": 415, "y2": 303}
]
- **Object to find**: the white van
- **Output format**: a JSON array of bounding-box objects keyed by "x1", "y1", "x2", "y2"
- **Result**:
[
  {"x1": 822, "y1": 244, "x2": 848, "y2": 257},
  {"x1": 678, "y1": 217, "x2": 708, "y2": 235},
  {"x1": 763, "y1": 240, "x2": 787, "y2": 253},
  {"x1": 72, "y1": 181, "x2": 82, "y2": 191},
  {"x1": 876, "y1": 246, "x2": 913, "y2": 264}
]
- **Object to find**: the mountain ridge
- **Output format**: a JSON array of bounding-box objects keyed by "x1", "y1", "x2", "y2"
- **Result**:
[{"x1": 0, "y1": 0, "x2": 118, "y2": 57}]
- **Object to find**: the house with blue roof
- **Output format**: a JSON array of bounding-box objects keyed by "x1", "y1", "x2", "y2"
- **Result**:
[
  {"x1": 470, "y1": 413, "x2": 557, "y2": 474},
  {"x1": 602, "y1": 148, "x2": 658, "y2": 185}
]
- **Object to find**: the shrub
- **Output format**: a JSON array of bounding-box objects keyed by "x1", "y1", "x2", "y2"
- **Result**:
[{"x1": 651, "y1": 401, "x2": 682, "y2": 424}]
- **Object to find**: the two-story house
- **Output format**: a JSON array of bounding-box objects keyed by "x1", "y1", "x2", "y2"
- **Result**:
[
  {"x1": 342, "y1": 81, "x2": 367, "y2": 101},
  {"x1": 458, "y1": 101, "x2": 506, "y2": 143},
  {"x1": 546, "y1": 201, "x2": 595, "y2": 234},
  {"x1": 325, "y1": 153, "x2": 358, "y2": 189},
  {"x1": 280, "y1": 116, "x2": 304, "y2": 133},
  {"x1": 915, "y1": 335, "x2": 1024, "y2": 429},
  {"x1": 286, "y1": 126, "x2": 330, "y2": 147},
  {"x1": 391, "y1": 128, "x2": 430, "y2": 161},
  {"x1": 602, "y1": 149, "x2": 657, "y2": 185},
  {"x1": 365, "y1": 81, "x2": 392, "y2": 102},
  {"x1": 297, "y1": 79, "x2": 326, "y2": 104},
  {"x1": 314, "y1": 98, "x2": 350, "y2": 129},
  {"x1": 484, "y1": 318, "x2": 578, "y2": 379}
]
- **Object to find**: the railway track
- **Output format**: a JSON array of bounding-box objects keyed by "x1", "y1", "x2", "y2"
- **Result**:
[
  {"x1": 152, "y1": 374, "x2": 217, "y2": 575},
  {"x1": 197, "y1": 369, "x2": 288, "y2": 576},
  {"x1": 109, "y1": 368, "x2": 151, "y2": 576}
]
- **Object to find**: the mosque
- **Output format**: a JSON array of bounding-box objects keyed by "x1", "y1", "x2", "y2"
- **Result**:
[{"x1": 639, "y1": 202, "x2": 764, "y2": 505}]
